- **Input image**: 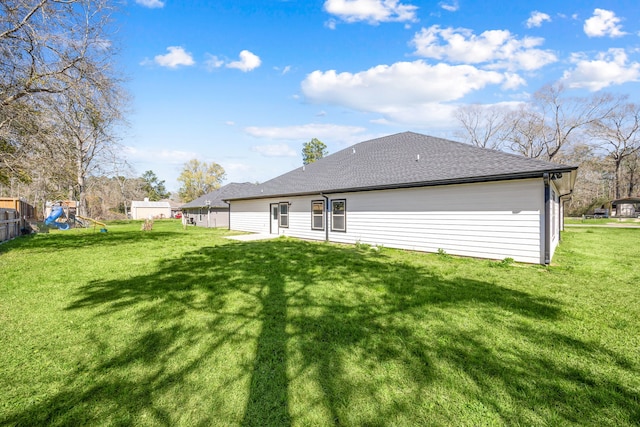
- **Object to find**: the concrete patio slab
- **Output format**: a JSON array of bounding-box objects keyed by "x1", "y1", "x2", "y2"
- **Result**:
[{"x1": 225, "y1": 233, "x2": 280, "y2": 241}]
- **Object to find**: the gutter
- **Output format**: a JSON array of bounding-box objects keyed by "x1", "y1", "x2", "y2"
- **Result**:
[
  {"x1": 227, "y1": 168, "x2": 578, "y2": 202},
  {"x1": 543, "y1": 173, "x2": 550, "y2": 265},
  {"x1": 224, "y1": 200, "x2": 231, "y2": 231},
  {"x1": 558, "y1": 190, "x2": 573, "y2": 240}
]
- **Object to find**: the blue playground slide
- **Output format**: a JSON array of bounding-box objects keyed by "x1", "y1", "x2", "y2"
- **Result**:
[{"x1": 44, "y1": 205, "x2": 70, "y2": 230}]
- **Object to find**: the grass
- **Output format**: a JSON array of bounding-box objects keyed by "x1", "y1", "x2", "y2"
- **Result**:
[
  {"x1": 565, "y1": 216, "x2": 640, "y2": 225},
  {"x1": 1, "y1": 220, "x2": 639, "y2": 426}
]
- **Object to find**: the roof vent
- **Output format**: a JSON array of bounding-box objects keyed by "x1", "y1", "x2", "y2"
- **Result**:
[
  {"x1": 416, "y1": 154, "x2": 420, "y2": 161},
  {"x1": 352, "y1": 147, "x2": 356, "y2": 154},
  {"x1": 302, "y1": 165, "x2": 305, "y2": 171}
]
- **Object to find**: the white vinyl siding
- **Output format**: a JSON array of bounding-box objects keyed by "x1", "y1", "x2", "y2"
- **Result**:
[
  {"x1": 230, "y1": 199, "x2": 271, "y2": 233},
  {"x1": 229, "y1": 178, "x2": 547, "y2": 264},
  {"x1": 332, "y1": 180, "x2": 543, "y2": 263}
]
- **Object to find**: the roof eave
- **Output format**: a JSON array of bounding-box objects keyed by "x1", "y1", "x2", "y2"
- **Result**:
[{"x1": 226, "y1": 168, "x2": 579, "y2": 201}]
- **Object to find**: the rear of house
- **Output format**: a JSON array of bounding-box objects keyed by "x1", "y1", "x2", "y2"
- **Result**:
[{"x1": 227, "y1": 132, "x2": 575, "y2": 265}]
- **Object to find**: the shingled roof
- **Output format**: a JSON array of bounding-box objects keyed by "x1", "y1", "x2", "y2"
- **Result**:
[
  {"x1": 181, "y1": 182, "x2": 257, "y2": 209},
  {"x1": 228, "y1": 132, "x2": 577, "y2": 200}
]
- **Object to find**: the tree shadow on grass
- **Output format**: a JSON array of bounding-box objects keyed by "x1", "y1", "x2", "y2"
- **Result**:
[{"x1": 2, "y1": 239, "x2": 639, "y2": 425}]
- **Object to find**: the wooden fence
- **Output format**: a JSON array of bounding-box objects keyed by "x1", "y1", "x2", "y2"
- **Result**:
[{"x1": 0, "y1": 209, "x2": 21, "y2": 243}]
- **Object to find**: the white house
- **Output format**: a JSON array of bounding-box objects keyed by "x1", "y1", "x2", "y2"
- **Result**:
[
  {"x1": 225, "y1": 132, "x2": 577, "y2": 265},
  {"x1": 130, "y1": 198, "x2": 171, "y2": 220}
]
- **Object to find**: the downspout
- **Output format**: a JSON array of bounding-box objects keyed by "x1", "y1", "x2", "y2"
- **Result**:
[
  {"x1": 321, "y1": 193, "x2": 329, "y2": 242},
  {"x1": 558, "y1": 191, "x2": 573, "y2": 241},
  {"x1": 543, "y1": 173, "x2": 550, "y2": 265},
  {"x1": 225, "y1": 201, "x2": 231, "y2": 230}
]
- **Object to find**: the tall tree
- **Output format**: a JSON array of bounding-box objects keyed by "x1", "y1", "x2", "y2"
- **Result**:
[
  {"x1": 0, "y1": 0, "x2": 122, "y2": 195},
  {"x1": 141, "y1": 170, "x2": 170, "y2": 201},
  {"x1": 623, "y1": 152, "x2": 640, "y2": 197},
  {"x1": 530, "y1": 84, "x2": 618, "y2": 161},
  {"x1": 504, "y1": 106, "x2": 547, "y2": 158},
  {"x1": 587, "y1": 101, "x2": 640, "y2": 199},
  {"x1": 302, "y1": 138, "x2": 328, "y2": 165},
  {"x1": 49, "y1": 70, "x2": 127, "y2": 216},
  {"x1": 177, "y1": 159, "x2": 226, "y2": 202},
  {"x1": 453, "y1": 104, "x2": 510, "y2": 150}
]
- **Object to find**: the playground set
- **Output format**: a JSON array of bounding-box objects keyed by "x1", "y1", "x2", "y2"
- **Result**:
[{"x1": 44, "y1": 201, "x2": 107, "y2": 232}]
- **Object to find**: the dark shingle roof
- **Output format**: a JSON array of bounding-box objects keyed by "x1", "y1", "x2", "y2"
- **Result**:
[
  {"x1": 181, "y1": 182, "x2": 257, "y2": 208},
  {"x1": 228, "y1": 132, "x2": 577, "y2": 200}
]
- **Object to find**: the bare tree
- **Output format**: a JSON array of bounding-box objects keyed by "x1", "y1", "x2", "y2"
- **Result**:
[
  {"x1": 0, "y1": 0, "x2": 122, "y2": 194},
  {"x1": 532, "y1": 84, "x2": 618, "y2": 161},
  {"x1": 503, "y1": 106, "x2": 547, "y2": 158},
  {"x1": 453, "y1": 104, "x2": 511, "y2": 150},
  {"x1": 49, "y1": 73, "x2": 127, "y2": 216},
  {"x1": 623, "y1": 152, "x2": 640, "y2": 197},
  {"x1": 587, "y1": 101, "x2": 640, "y2": 199}
]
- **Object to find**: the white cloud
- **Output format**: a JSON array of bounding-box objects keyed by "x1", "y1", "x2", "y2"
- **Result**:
[
  {"x1": 502, "y1": 73, "x2": 527, "y2": 90},
  {"x1": 205, "y1": 54, "x2": 224, "y2": 71},
  {"x1": 302, "y1": 61, "x2": 507, "y2": 108},
  {"x1": 325, "y1": 18, "x2": 338, "y2": 30},
  {"x1": 411, "y1": 25, "x2": 557, "y2": 71},
  {"x1": 136, "y1": 0, "x2": 164, "y2": 8},
  {"x1": 323, "y1": 0, "x2": 418, "y2": 24},
  {"x1": 298, "y1": 59, "x2": 541, "y2": 128},
  {"x1": 584, "y1": 9, "x2": 626, "y2": 38},
  {"x1": 251, "y1": 143, "x2": 297, "y2": 157},
  {"x1": 526, "y1": 11, "x2": 551, "y2": 28},
  {"x1": 274, "y1": 65, "x2": 292, "y2": 75},
  {"x1": 439, "y1": 0, "x2": 458, "y2": 12},
  {"x1": 245, "y1": 123, "x2": 367, "y2": 141},
  {"x1": 562, "y1": 49, "x2": 640, "y2": 91},
  {"x1": 226, "y1": 50, "x2": 262, "y2": 72},
  {"x1": 124, "y1": 147, "x2": 198, "y2": 164},
  {"x1": 153, "y1": 46, "x2": 195, "y2": 68}
]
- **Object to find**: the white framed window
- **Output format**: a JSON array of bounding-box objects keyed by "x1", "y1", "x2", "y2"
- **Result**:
[
  {"x1": 331, "y1": 199, "x2": 346, "y2": 232},
  {"x1": 279, "y1": 202, "x2": 289, "y2": 228},
  {"x1": 311, "y1": 200, "x2": 325, "y2": 230}
]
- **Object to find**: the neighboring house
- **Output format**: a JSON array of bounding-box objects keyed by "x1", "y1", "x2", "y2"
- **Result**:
[
  {"x1": 225, "y1": 132, "x2": 578, "y2": 265},
  {"x1": 181, "y1": 182, "x2": 257, "y2": 228},
  {"x1": 130, "y1": 198, "x2": 171, "y2": 219},
  {"x1": 611, "y1": 198, "x2": 640, "y2": 217}
]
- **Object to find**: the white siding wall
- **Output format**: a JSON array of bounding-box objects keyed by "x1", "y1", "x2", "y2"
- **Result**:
[
  {"x1": 230, "y1": 198, "x2": 273, "y2": 233},
  {"x1": 230, "y1": 178, "x2": 546, "y2": 264}
]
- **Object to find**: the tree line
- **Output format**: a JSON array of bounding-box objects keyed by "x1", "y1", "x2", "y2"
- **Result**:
[{"x1": 453, "y1": 84, "x2": 640, "y2": 215}]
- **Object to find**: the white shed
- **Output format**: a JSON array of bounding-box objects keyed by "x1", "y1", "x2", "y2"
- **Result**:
[
  {"x1": 130, "y1": 198, "x2": 171, "y2": 220},
  {"x1": 225, "y1": 132, "x2": 577, "y2": 265}
]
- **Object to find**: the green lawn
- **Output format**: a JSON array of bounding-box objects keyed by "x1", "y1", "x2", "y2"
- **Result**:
[{"x1": 1, "y1": 221, "x2": 639, "y2": 426}]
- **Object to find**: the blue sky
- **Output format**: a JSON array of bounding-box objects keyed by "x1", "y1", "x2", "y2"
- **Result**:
[{"x1": 116, "y1": 0, "x2": 640, "y2": 192}]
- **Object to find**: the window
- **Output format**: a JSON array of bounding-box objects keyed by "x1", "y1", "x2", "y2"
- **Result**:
[
  {"x1": 331, "y1": 199, "x2": 346, "y2": 232},
  {"x1": 311, "y1": 200, "x2": 325, "y2": 230},
  {"x1": 279, "y1": 202, "x2": 289, "y2": 228}
]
